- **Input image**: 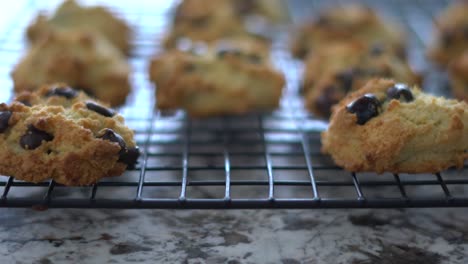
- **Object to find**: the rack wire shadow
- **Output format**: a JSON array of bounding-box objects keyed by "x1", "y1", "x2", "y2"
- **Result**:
[{"x1": 0, "y1": 0, "x2": 466, "y2": 209}]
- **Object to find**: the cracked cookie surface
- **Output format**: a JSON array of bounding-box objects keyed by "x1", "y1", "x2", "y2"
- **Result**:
[
  {"x1": 291, "y1": 5, "x2": 405, "y2": 59},
  {"x1": 27, "y1": 0, "x2": 133, "y2": 55},
  {"x1": 0, "y1": 84, "x2": 139, "y2": 186},
  {"x1": 12, "y1": 30, "x2": 131, "y2": 106},
  {"x1": 427, "y1": 1, "x2": 468, "y2": 66},
  {"x1": 149, "y1": 39, "x2": 285, "y2": 117},
  {"x1": 303, "y1": 42, "x2": 419, "y2": 118},
  {"x1": 322, "y1": 79, "x2": 468, "y2": 173}
]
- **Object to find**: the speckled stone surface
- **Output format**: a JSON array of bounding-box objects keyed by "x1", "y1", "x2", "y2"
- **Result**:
[{"x1": 0, "y1": 208, "x2": 467, "y2": 263}]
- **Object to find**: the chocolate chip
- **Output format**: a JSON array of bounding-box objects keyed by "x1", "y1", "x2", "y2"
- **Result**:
[
  {"x1": 20, "y1": 125, "x2": 54, "y2": 150},
  {"x1": 316, "y1": 16, "x2": 329, "y2": 26},
  {"x1": 191, "y1": 16, "x2": 209, "y2": 27},
  {"x1": 315, "y1": 85, "x2": 339, "y2": 118},
  {"x1": 247, "y1": 54, "x2": 262, "y2": 64},
  {"x1": 370, "y1": 43, "x2": 384, "y2": 56},
  {"x1": 183, "y1": 63, "x2": 196, "y2": 73},
  {"x1": 216, "y1": 48, "x2": 242, "y2": 58},
  {"x1": 18, "y1": 100, "x2": 31, "y2": 106},
  {"x1": 45, "y1": 86, "x2": 78, "y2": 99},
  {"x1": 464, "y1": 25, "x2": 468, "y2": 39},
  {"x1": 346, "y1": 94, "x2": 381, "y2": 125},
  {"x1": 0, "y1": 111, "x2": 12, "y2": 133},
  {"x1": 98, "y1": 129, "x2": 126, "y2": 150},
  {"x1": 441, "y1": 30, "x2": 454, "y2": 47},
  {"x1": 98, "y1": 129, "x2": 140, "y2": 168},
  {"x1": 119, "y1": 147, "x2": 140, "y2": 169},
  {"x1": 387, "y1": 83, "x2": 414, "y2": 102},
  {"x1": 233, "y1": 0, "x2": 257, "y2": 15},
  {"x1": 86, "y1": 102, "x2": 115, "y2": 117},
  {"x1": 336, "y1": 69, "x2": 354, "y2": 93}
]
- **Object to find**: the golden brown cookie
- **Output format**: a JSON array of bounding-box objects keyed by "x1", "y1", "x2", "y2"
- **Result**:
[
  {"x1": 0, "y1": 84, "x2": 139, "y2": 186},
  {"x1": 229, "y1": 0, "x2": 289, "y2": 23},
  {"x1": 303, "y1": 42, "x2": 420, "y2": 118},
  {"x1": 12, "y1": 30, "x2": 131, "y2": 106},
  {"x1": 27, "y1": 0, "x2": 133, "y2": 55},
  {"x1": 164, "y1": 0, "x2": 247, "y2": 49},
  {"x1": 449, "y1": 49, "x2": 468, "y2": 102},
  {"x1": 149, "y1": 39, "x2": 285, "y2": 117},
  {"x1": 163, "y1": 0, "x2": 285, "y2": 49},
  {"x1": 427, "y1": 1, "x2": 468, "y2": 66},
  {"x1": 291, "y1": 5, "x2": 405, "y2": 59},
  {"x1": 322, "y1": 79, "x2": 468, "y2": 174}
]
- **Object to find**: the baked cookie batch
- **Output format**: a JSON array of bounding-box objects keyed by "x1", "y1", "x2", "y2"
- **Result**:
[
  {"x1": 0, "y1": 1, "x2": 466, "y2": 185},
  {"x1": 322, "y1": 79, "x2": 467, "y2": 173},
  {"x1": 0, "y1": 85, "x2": 139, "y2": 185}
]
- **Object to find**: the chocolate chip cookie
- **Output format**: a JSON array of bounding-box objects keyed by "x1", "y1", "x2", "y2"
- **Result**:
[
  {"x1": 291, "y1": 5, "x2": 405, "y2": 59},
  {"x1": 0, "y1": 84, "x2": 139, "y2": 186},
  {"x1": 303, "y1": 42, "x2": 420, "y2": 118},
  {"x1": 164, "y1": 0, "x2": 285, "y2": 49},
  {"x1": 427, "y1": 1, "x2": 468, "y2": 66},
  {"x1": 322, "y1": 79, "x2": 468, "y2": 174},
  {"x1": 449, "y1": 49, "x2": 468, "y2": 102},
  {"x1": 12, "y1": 30, "x2": 131, "y2": 106},
  {"x1": 149, "y1": 39, "x2": 285, "y2": 117},
  {"x1": 27, "y1": 0, "x2": 133, "y2": 55}
]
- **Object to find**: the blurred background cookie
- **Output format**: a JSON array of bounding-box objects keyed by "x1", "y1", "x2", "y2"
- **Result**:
[
  {"x1": 322, "y1": 78, "x2": 468, "y2": 174},
  {"x1": 427, "y1": 1, "x2": 468, "y2": 66},
  {"x1": 27, "y1": 0, "x2": 133, "y2": 56},
  {"x1": 0, "y1": 84, "x2": 139, "y2": 186},
  {"x1": 303, "y1": 42, "x2": 419, "y2": 118},
  {"x1": 12, "y1": 30, "x2": 131, "y2": 106},
  {"x1": 149, "y1": 38, "x2": 285, "y2": 117},
  {"x1": 291, "y1": 5, "x2": 405, "y2": 59}
]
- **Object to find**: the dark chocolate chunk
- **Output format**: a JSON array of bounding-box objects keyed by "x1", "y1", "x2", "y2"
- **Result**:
[
  {"x1": 370, "y1": 43, "x2": 384, "y2": 56},
  {"x1": 98, "y1": 129, "x2": 126, "y2": 150},
  {"x1": 315, "y1": 85, "x2": 339, "y2": 118},
  {"x1": 216, "y1": 48, "x2": 242, "y2": 58},
  {"x1": 0, "y1": 111, "x2": 12, "y2": 133},
  {"x1": 183, "y1": 63, "x2": 196, "y2": 73},
  {"x1": 316, "y1": 16, "x2": 329, "y2": 26},
  {"x1": 346, "y1": 94, "x2": 381, "y2": 125},
  {"x1": 18, "y1": 100, "x2": 31, "y2": 106},
  {"x1": 464, "y1": 25, "x2": 468, "y2": 39},
  {"x1": 119, "y1": 147, "x2": 140, "y2": 169},
  {"x1": 387, "y1": 83, "x2": 414, "y2": 102},
  {"x1": 336, "y1": 69, "x2": 354, "y2": 93},
  {"x1": 191, "y1": 16, "x2": 209, "y2": 27},
  {"x1": 45, "y1": 86, "x2": 78, "y2": 99},
  {"x1": 98, "y1": 129, "x2": 140, "y2": 168},
  {"x1": 233, "y1": 0, "x2": 257, "y2": 15},
  {"x1": 441, "y1": 30, "x2": 454, "y2": 47},
  {"x1": 86, "y1": 102, "x2": 115, "y2": 117},
  {"x1": 20, "y1": 125, "x2": 54, "y2": 150},
  {"x1": 247, "y1": 54, "x2": 262, "y2": 64}
]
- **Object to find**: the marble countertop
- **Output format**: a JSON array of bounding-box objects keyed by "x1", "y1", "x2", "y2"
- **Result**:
[{"x1": 1, "y1": 207, "x2": 467, "y2": 263}]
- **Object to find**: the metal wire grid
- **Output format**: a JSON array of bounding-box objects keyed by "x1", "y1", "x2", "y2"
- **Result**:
[{"x1": 0, "y1": 0, "x2": 467, "y2": 209}]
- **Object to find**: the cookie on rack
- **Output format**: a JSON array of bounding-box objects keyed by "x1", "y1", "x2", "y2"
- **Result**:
[
  {"x1": 149, "y1": 38, "x2": 285, "y2": 117},
  {"x1": 27, "y1": 0, "x2": 133, "y2": 55},
  {"x1": 321, "y1": 78, "x2": 468, "y2": 174},
  {"x1": 291, "y1": 5, "x2": 405, "y2": 59},
  {"x1": 303, "y1": 42, "x2": 420, "y2": 118},
  {"x1": 12, "y1": 30, "x2": 131, "y2": 106},
  {"x1": 229, "y1": 0, "x2": 289, "y2": 23},
  {"x1": 164, "y1": 0, "x2": 247, "y2": 49},
  {"x1": 164, "y1": 0, "x2": 285, "y2": 49},
  {"x1": 0, "y1": 84, "x2": 139, "y2": 186},
  {"x1": 449, "y1": 49, "x2": 468, "y2": 102},
  {"x1": 427, "y1": 1, "x2": 468, "y2": 66}
]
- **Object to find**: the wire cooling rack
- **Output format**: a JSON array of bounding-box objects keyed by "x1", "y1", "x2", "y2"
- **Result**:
[{"x1": 0, "y1": 0, "x2": 467, "y2": 209}]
